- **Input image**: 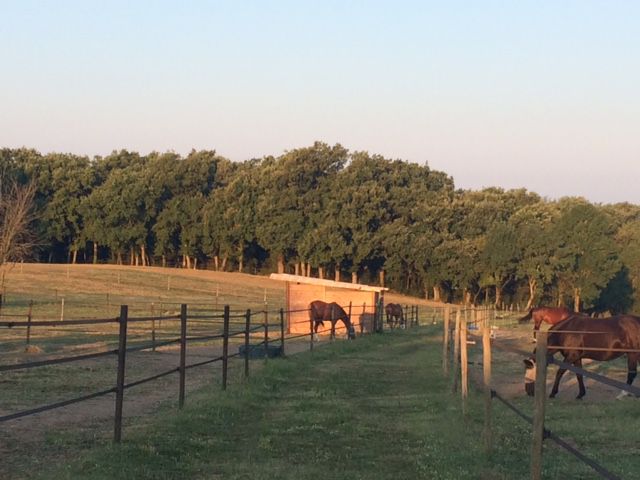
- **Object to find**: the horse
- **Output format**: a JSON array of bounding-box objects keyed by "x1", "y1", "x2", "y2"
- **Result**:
[
  {"x1": 309, "y1": 300, "x2": 356, "y2": 340},
  {"x1": 523, "y1": 314, "x2": 640, "y2": 399},
  {"x1": 518, "y1": 306, "x2": 573, "y2": 332},
  {"x1": 385, "y1": 303, "x2": 404, "y2": 329}
]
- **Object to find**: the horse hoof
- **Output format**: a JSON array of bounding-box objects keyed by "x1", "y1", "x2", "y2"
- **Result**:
[
  {"x1": 549, "y1": 393, "x2": 556, "y2": 399},
  {"x1": 576, "y1": 396, "x2": 583, "y2": 400}
]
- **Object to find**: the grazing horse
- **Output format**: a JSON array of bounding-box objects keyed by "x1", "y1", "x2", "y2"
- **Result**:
[
  {"x1": 309, "y1": 300, "x2": 355, "y2": 340},
  {"x1": 385, "y1": 303, "x2": 405, "y2": 329},
  {"x1": 518, "y1": 306, "x2": 573, "y2": 332},
  {"x1": 523, "y1": 314, "x2": 640, "y2": 399}
]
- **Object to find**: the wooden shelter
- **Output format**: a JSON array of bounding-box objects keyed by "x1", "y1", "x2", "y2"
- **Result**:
[{"x1": 269, "y1": 273, "x2": 387, "y2": 336}]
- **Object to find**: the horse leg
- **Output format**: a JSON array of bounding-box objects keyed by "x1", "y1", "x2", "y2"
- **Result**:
[
  {"x1": 550, "y1": 366, "x2": 567, "y2": 398},
  {"x1": 574, "y1": 359, "x2": 586, "y2": 399},
  {"x1": 618, "y1": 355, "x2": 638, "y2": 399}
]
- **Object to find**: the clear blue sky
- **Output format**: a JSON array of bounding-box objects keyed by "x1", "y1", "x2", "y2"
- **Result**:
[{"x1": 1, "y1": 1, "x2": 639, "y2": 203}]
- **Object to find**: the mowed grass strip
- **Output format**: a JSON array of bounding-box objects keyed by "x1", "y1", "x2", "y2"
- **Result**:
[{"x1": 34, "y1": 327, "x2": 635, "y2": 480}]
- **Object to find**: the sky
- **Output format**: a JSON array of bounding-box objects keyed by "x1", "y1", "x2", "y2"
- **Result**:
[{"x1": 1, "y1": 1, "x2": 639, "y2": 204}]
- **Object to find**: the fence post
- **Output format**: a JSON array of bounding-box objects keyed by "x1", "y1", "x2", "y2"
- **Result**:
[
  {"x1": 151, "y1": 302, "x2": 156, "y2": 352},
  {"x1": 263, "y1": 308, "x2": 269, "y2": 362},
  {"x1": 452, "y1": 308, "x2": 461, "y2": 393},
  {"x1": 26, "y1": 300, "x2": 33, "y2": 346},
  {"x1": 531, "y1": 331, "x2": 548, "y2": 480},
  {"x1": 279, "y1": 308, "x2": 285, "y2": 356},
  {"x1": 244, "y1": 309, "x2": 251, "y2": 379},
  {"x1": 415, "y1": 305, "x2": 419, "y2": 326},
  {"x1": 114, "y1": 305, "x2": 128, "y2": 443},
  {"x1": 460, "y1": 309, "x2": 469, "y2": 415},
  {"x1": 442, "y1": 305, "x2": 450, "y2": 376},
  {"x1": 348, "y1": 301, "x2": 352, "y2": 336},
  {"x1": 482, "y1": 308, "x2": 493, "y2": 454},
  {"x1": 179, "y1": 304, "x2": 187, "y2": 408},
  {"x1": 222, "y1": 305, "x2": 230, "y2": 390},
  {"x1": 309, "y1": 307, "x2": 314, "y2": 352}
]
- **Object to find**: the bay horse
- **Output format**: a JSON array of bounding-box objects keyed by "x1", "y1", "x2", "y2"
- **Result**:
[
  {"x1": 309, "y1": 300, "x2": 356, "y2": 340},
  {"x1": 518, "y1": 306, "x2": 572, "y2": 332},
  {"x1": 523, "y1": 314, "x2": 640, "y2": 399},
  {"x1": 385, "y1": 303, "x2": 404, "y2": 329}
]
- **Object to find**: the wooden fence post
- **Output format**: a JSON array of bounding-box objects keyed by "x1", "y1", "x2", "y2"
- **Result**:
[
  {"x1": 178, "y1": 304, "x2": 187, "y2": 408},
  {"x1": 415, "y1": 305, "x2": 419, "y2": 326},
  {"x1": 279, "y1": 308, "x2": 285, "y2": 356},
  {"x1": 244, "y1": 309, "x2": 251, "y2": 378},
  {"x1": 482, "y1": 308, "x2": 493, "y2": 454},
  {"x1": 25, "y1": 300, "x2": 33, "y2": 346},
  {"x1": 531, "y1": 331, "x2": 548, "y2": 480},
  {"x1": 222, "y1": 305, "x2": 230, "y2": 390},
  {"x1": 114, "y1": 305, "x2": 128, "y2": 443},
  {"x1": 263, "y1": 308, "x2": 269, "y2": 362},
  {"x1": 442, "y1": 305, "x2": 450, "y2": 376},
  {"x1": 460, "y1": 309, "x2": 469, "y2": 415},
  {"x1": 348, "y1": 302, "x2": 352, "y2": 335},
  {"x1": 452, "y1": 308, "x2": 461, "y2": 393}
]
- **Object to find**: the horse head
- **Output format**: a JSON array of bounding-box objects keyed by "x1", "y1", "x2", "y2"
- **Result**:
[
  {"x1": 518, "y1": 309, "x2": 534, "y2": 324},
  {"x1": 523, "y1": 357, "x2": 536, "y2": 396}
]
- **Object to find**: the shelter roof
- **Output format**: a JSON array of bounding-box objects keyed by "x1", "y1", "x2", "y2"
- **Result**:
[{"x1": 269, "y1": 273, "x2": 388, "y2": 293}]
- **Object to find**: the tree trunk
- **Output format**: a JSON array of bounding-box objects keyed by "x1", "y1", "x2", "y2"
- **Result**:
[
  {"x1": 140, "y1": 245, "x2": 147, "y2": 267},
  {"x1": 117, "y1": 251, "x2": 123, "y2": 265},
  {"x1": 193, "y1": 257, "x2": 198, "y2": 270},
  {"x1": 495, "y1": 284, "x2": 502, "y2": 309},
  {"x1": 294, "y1": 263, "x2": 300, "y2": 276},
  {"x1": 335, "y1": 269, "x2": 341, "y2": 282},
  {"x1": 379, "y1": 269, "x2": 385, "y2": 287},
  {"x1": 433, "y1": 285, "x2": 441, "y2": 302},
  {"x1": 71, "y1": 249, "x2": 78, "y2": 265},
  {"x1": 238, "y1": 254, "x2": 243, "y2": 273},
  {"x1": 214, "y1": 255, "x2": 219, "y2": 271},
  {"x1": 221, "y1": 256, "x2": 227, "y2": 271},
  {"x1": 526, "y1": 278, "x2": 537, "y2": 310},
  {"x1": 318, "y1": 266, "x2": 324, "y2": 279},
  {"x1": 277, "y1": 255, "x2": 285, "y2": 274},
  {"x1": 351, "y1": 271, "x2": 358, "y2": 284},
  {"x1": 573, "y1": 288, "x2": 581, "y2": 312},
  {"x1": 93, "y1": 242, "x2": 98, "y2": 264},
  {"x1": 306, "y1": 263, "x2": 311, "y2": 277}
]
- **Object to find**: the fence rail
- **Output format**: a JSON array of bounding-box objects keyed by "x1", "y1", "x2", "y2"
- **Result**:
[
  {"x1": 442, "y1": 305, "x2": 631, "y2": 480},
  {"x1": 1, "y1": 297, "x2": 425, "y2": 443}
]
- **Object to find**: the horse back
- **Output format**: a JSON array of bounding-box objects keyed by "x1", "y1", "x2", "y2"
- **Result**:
[{"x1": 549, "y1": 315, "x2": 640, "y2": 361}]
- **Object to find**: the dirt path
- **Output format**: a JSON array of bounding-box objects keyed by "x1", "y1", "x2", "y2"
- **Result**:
[{"x1": 0, "y1": 335, "x2": 317, "y2": 479}]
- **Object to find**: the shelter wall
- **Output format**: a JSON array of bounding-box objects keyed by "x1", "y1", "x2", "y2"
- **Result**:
[{"x1": 286, "y1": 283, "x2": 378, "y2": 336}]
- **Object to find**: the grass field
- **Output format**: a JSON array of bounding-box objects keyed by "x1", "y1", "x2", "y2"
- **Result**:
[
  {"x1": 17, "y1": 326, "x2": 637, "y2": 480},
  {"x1": 2, "y1": 264, "x2": 640, "y2": 479}
]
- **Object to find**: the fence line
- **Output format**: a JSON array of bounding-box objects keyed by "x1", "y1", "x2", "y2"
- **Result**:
[
  {"x1": 443, "y1": 305, "x2": 631, "y2": 479},
  {"x1": 1, "y1": 297, "x2": 422, "y2": 442}
]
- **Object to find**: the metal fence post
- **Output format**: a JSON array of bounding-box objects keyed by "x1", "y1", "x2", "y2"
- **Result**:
[
  {"x1": 264, "y1": 308, "x2": 269, "y2": 362},
  {"x1": 179, "y1": 304, "x2": 187, "y2": 408},
  {"x1": 26, "y1": 300, "x2": 33, "y2": 346},
  {"x1": 114, "y1": 305, "x2": 128, "y2": 443},
  {"x1": 222, "y1": 305, "x2": 230, "y2": 390},
  {"x1": 279, "y1": 308, "x2": 285, "y2": 356},
  {"x1": 244, "y1": 309, "x2": 251, "y2": 378}
]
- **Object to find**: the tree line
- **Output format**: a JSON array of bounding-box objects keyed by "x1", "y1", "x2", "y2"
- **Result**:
[{"x1": 1, "y1": 142, "x2": 640, "y2": 313}]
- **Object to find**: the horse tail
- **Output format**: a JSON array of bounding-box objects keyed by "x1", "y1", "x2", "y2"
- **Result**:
[{"x1": 518, "y1": 309, "x2": 533, "y2": 324}]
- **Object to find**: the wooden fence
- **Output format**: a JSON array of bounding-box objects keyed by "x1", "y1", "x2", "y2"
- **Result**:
[{"x1": 442, "y1": 305, "x2": 635, "y2": 480}]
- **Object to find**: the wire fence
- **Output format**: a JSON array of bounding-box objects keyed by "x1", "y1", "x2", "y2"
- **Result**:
[{"x1": 441, "y1": 304, "x2": 632, "y2": 480}]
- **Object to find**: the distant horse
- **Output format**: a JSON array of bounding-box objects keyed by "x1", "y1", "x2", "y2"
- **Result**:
[
  {"x1": 518, "y1": 306, "x2": 572, "y2": 336},
  {"x1": 523, "y1": 314, "x2": 640, "y2": 399},
  {"x1": 309, "y1": 300, "x2": 356, "y2": 340},
  {"x1": 385, "y1": 303, "x2": 404, "y2": 329}
]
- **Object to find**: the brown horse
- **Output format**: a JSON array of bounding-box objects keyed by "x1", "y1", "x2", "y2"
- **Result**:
[
  {"x1": 309, "y1": 300, "x2": 355, "y2": 340},
  {"x1": 385, "y1": 303, "x2": 404, "y2": 329},
  {"x1": 523, "y1": 314, "x2": 640, "y2": 399},
  {"x1": 518, "y1": 306, "x2": 572, "y2": 332}
]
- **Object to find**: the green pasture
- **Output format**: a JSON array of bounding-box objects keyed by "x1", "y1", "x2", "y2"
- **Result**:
[{"x1": 20, "y1": 327, "x2": 640, "y2": 480}]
